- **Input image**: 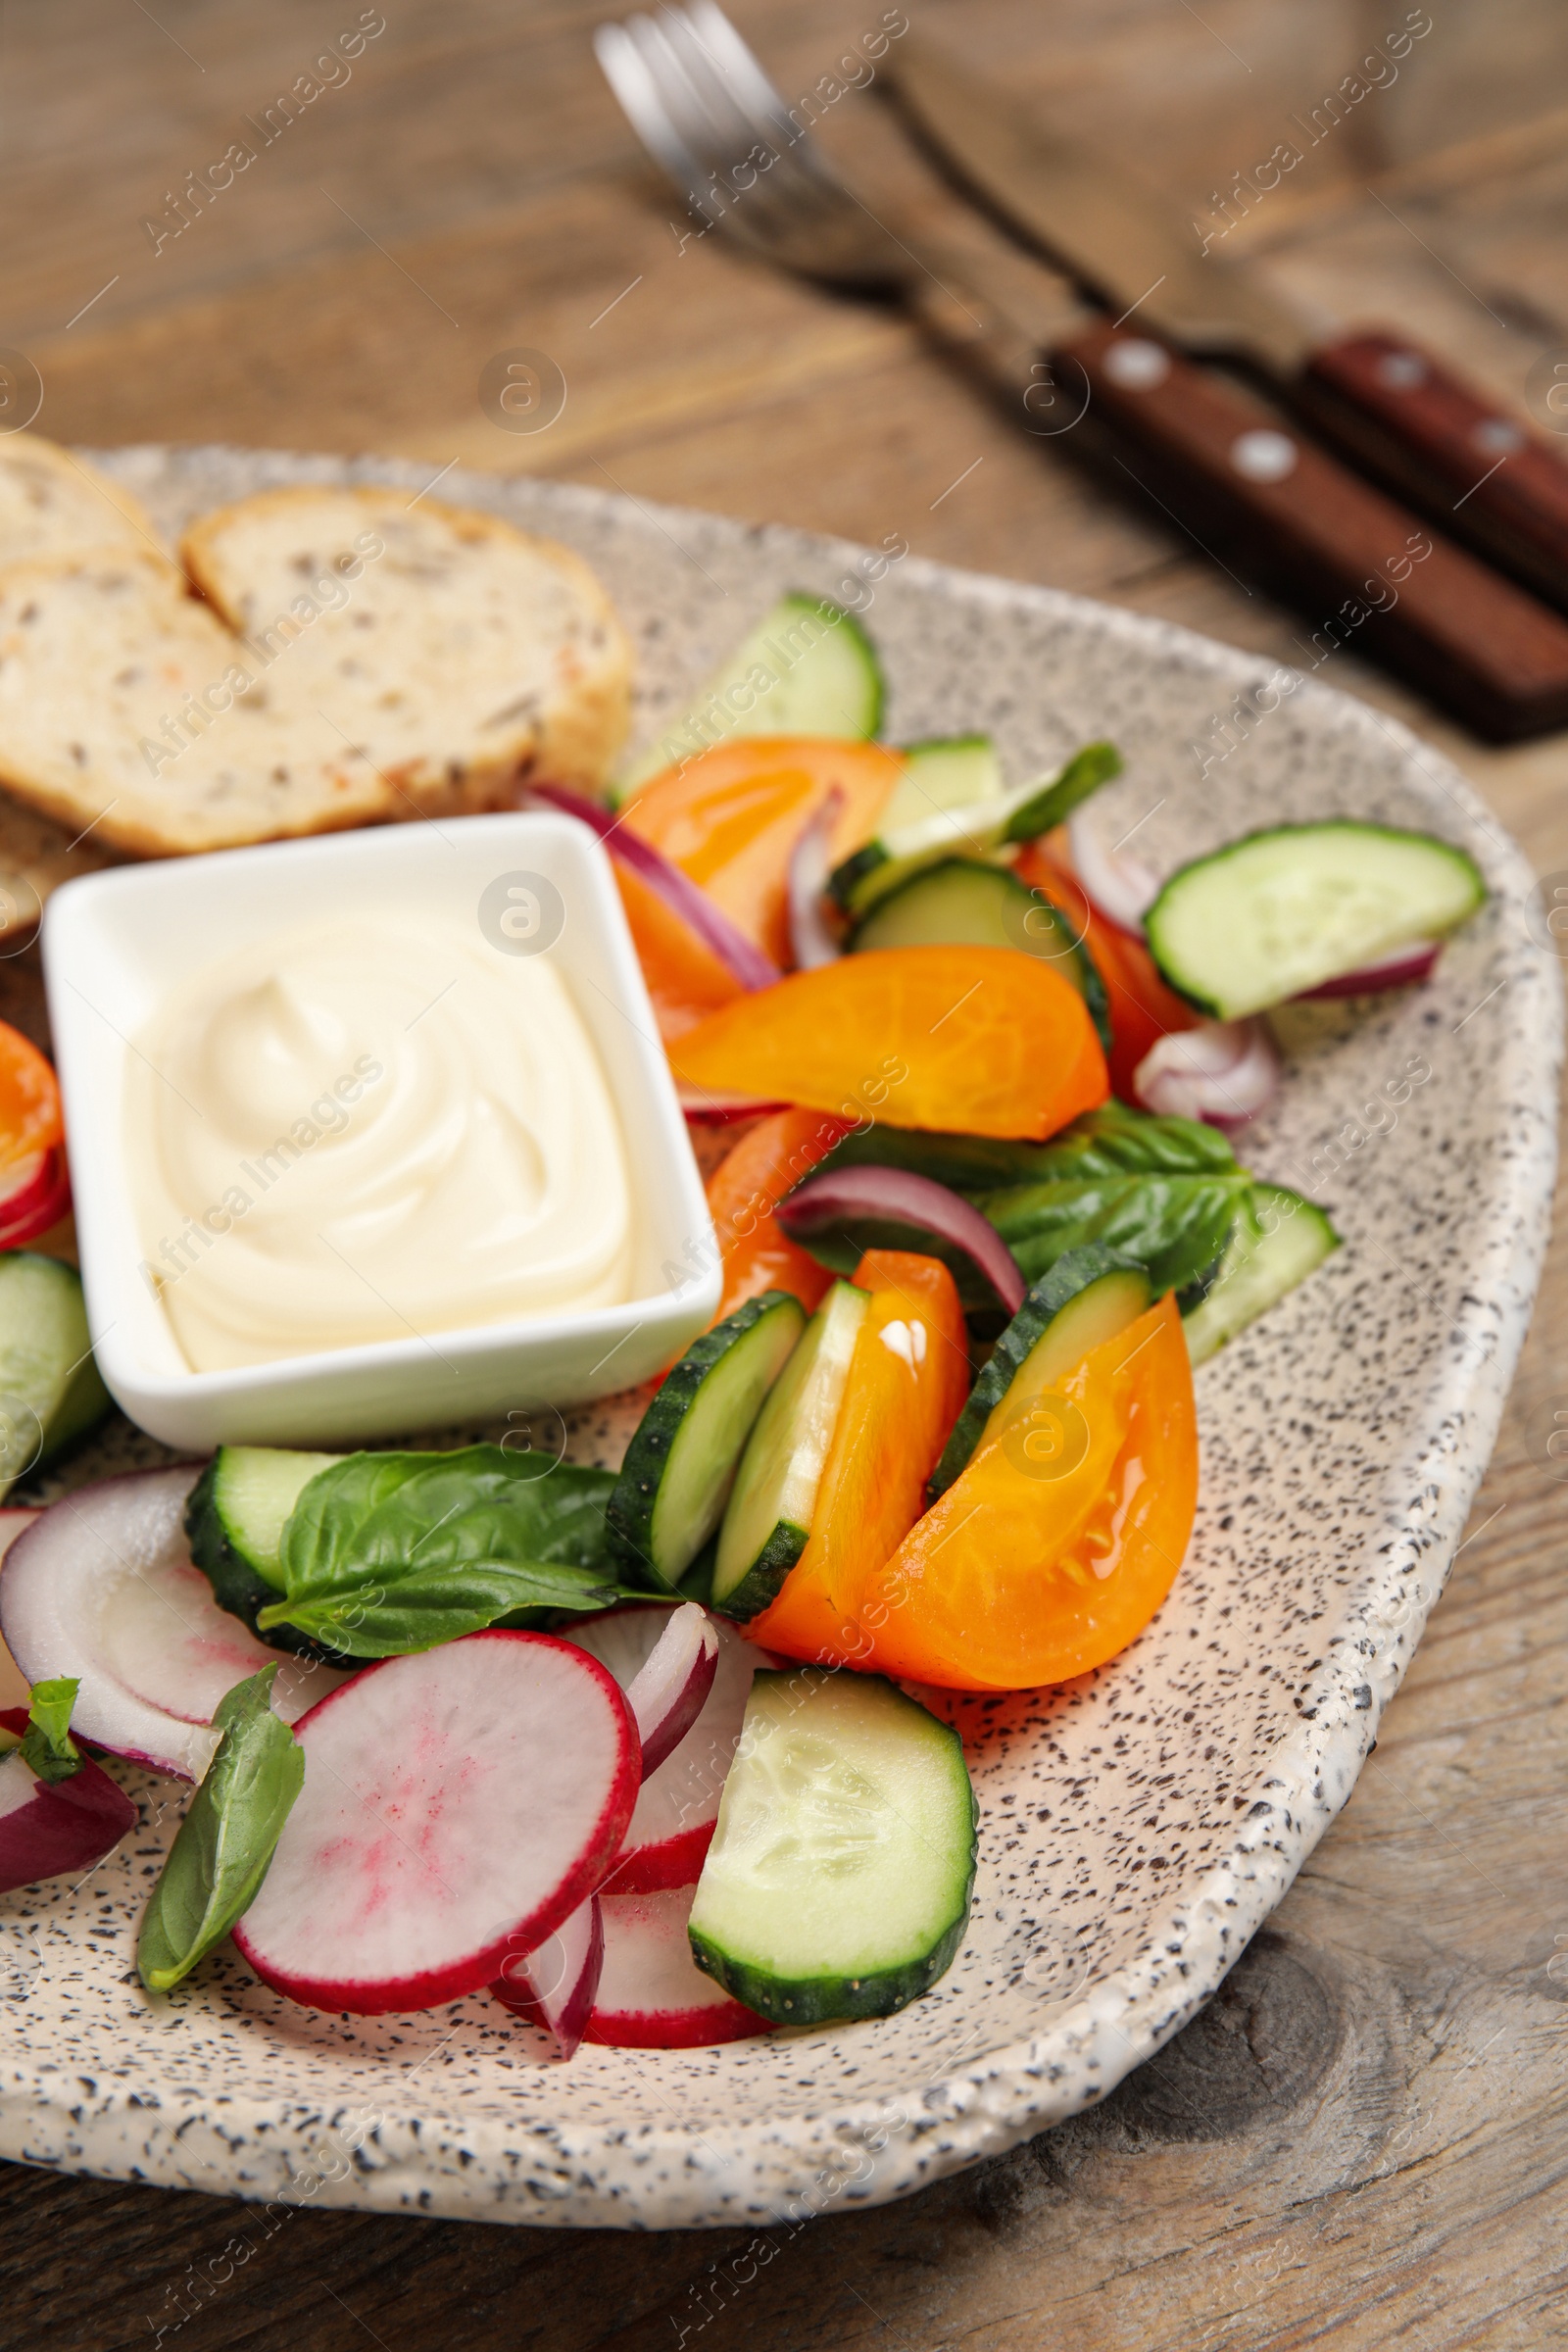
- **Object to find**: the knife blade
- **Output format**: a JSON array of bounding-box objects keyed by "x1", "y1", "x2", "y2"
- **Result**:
[{"x1": 887, "y1": 32, "x2": 1568, "y2": 613}]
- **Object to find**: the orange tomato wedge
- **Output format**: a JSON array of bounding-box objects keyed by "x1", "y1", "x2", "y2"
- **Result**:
[
  {"x1": 836, "y1": 1293, "x2": 1197, "y2": 1690},
  {"x1": 751, "y1": 1250, "x2": 970, "y2": 1662},
  {"x1": 613, "y1": 861, "x2": 746, "y2": 1044},
  {"x1": 621, "y1": 737, "x2": 906, "y2": 967},
  {"x1": 670, "y1": 947, "x2": 1108, "y2": 1141},
  {"x1": 1018, "y1": 841, "x2": 1200, "y2": 1103},
  {"x1": 706, "y1": 1106, "x2": 852, "y2": 1323},
  {"x1": 0, "y1": 1020, "x2": 63, "y2": 1170}
]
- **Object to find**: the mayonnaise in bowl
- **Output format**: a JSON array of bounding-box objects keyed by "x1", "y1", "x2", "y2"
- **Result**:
[{"x1": 125, "y1": 917, "x2": 633, "y2": 1372}]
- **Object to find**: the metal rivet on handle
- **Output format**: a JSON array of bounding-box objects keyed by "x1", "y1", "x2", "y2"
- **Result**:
[
  {"x1": 1471, "y1": 416, "x2": 1525, "y2": 456},
  {"x1": 1102, "y1": 338, "x2": 1171, "y2": 391},
  {"x1": 1376, "y1": 350, "x2": 1428, "y2": 391},
  {"x1": 1230, "y1": 428, "x2": 1298, "y2": 483}
]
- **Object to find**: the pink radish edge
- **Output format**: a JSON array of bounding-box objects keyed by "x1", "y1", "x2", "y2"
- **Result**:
[
  {"x1": 777, "y1": 1164, "x2": 1026, "y2": 1315},
  {"x1": 559, "y1": 1608, "x2": 771, "y2": 1897},
  {"x1": 624, "y1": 1602, "x2": 717, "y2": 1777},
  {"x1": 583, "y1": 1884, "x2": 770, "y2": 2049},
  {"x1": 0, "y1": 1467, "x2": 343, "y2": 1782},
  {"x1": 524, "y1": 781, "x2": 780, "y2": 992},
  {"x1": 490, "y1": 1894, "x2": 605, "y2": 2059},
  {"x1": 232, "y1": 1632, "x2": 640, "y2": 2017}
]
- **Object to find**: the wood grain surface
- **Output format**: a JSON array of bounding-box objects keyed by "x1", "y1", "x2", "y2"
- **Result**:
[{"x1": 3, "y1": 2, "x2": 1568, "y2": 2344}]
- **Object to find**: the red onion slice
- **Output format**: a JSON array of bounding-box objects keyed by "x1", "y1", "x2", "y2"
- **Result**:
[
  {"x1": 1133, "y1": 1019, "x2": 1281, "y2": 1129},
  {"x1": 777, "y1": 1165, "x2": 1025, "y2": 1314},
  {"x1": 787, "y1": 786, "x2": 845, "y2": 970},
  {"x1": 1066, "y1": 809, "x2": 1160, "y2": 936},
  {"x1": 677, "y1": 1086, "x2": 790, "y2": 1126},
  {"x1": 1297, "y1": 940, "x2": 1441, "y2": 999},
  {"x1": 524, "y1": 782, "x2": 780, "y2": 993}
]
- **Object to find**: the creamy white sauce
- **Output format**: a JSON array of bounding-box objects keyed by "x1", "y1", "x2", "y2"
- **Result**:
[{"x1": 126, "y1": 918, "x2": 632, "y2": 1371}]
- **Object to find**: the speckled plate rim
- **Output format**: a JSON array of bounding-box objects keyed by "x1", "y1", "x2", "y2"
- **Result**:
[{"x1": 0, "y1": 452, "x2": 1559, "y2": 2230}]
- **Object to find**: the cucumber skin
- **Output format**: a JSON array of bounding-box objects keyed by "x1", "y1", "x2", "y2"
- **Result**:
[
  {"x1": 1146, "y1": 819, "x2": 1487, "y2": 1018},
  {"x1": 927, "y1": 1245, "x2": 1143, "y2": 1501},
  {"x1": 606, "y1": 1290, "x2": 803, "y2": 1592},
  {"x1": 690, "y1": 1892, "x2": 973, "y2": 2026},
  {"x1": 183, "y1": 1463, "x2": 349, "y2": 1666},
  {"x1": 848, "y1": 858, "x2": 1113, "y2": 1053},
  {"x1": 1184, "y1": 1184, "x2": 1339, "y2": 1364},
  {"x1": 1001, "y1": 739, "x2": 1122, "y2": 843},
  {"x1": 708, "y1": 1518, "x2": 808, "y2": 1624},
  {"x1": 688, "y1": 1689, "x2": 978, "y2": 2025}
]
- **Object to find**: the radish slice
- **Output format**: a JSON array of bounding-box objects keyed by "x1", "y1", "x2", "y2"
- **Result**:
[
  {"x1": 622, "y1": 1603, "x2": 717, "y2": 1776},
  {"x1": 0, "y1": 1742, "x2": 138, "y2": 1896},
  {"x1": 0, "y1": 1511, "x2": 40, "y2": 1713},
  {"x1": 1297, "y1": 940, "x2": 1442, "y2": 998},
  {"x1": 1134, "y1": 1018, "x2": 1281, "y2": 1129},
  {"x1": 490, "y1": 1893, "x2": 605, "y2": 2058},
  {"x1": 0, "y1": 1469, "x2": 343, "y2": 1781},
  {"x1": 585, "y1": 1884, "x2": 770, "y2": 2048},
  {"x1": 562, "y1": 1609, "x2": 766, "y2": 1894},
  {"x1": 232, "y1": 1632, "x2": 640, "y2": 2017},
  {"x1": 787, "y1": 786, "x2": 845, "y2": 970},
  {"x1": 777, "y1": 1165, "x2": 1026, "y2": 1315},
  {"x1": 0, "y1": 1147, "x2": 70, "y2": 1249},
  {"x1": 525, "y1": 781, "x2": 781, "y2": 992},
  {"x1": 1067, "y1": 809, "x2": 1159, "y2": 935}
]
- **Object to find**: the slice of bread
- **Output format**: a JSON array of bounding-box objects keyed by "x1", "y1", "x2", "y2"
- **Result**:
[
  {"x1": 181, "y1": 486, "x2": 632, "y2": 808},
  {"x1": 0, "y1": 551, "x2": 391, "y2": 856},
  {"x1": 0, "y1": 433, "x2": 159, "y2": 564}
]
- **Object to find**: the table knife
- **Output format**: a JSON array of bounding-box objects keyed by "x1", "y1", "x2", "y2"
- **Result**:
[{"x1": 887, "y1": 31, "x2": 1568, "y2": 618}]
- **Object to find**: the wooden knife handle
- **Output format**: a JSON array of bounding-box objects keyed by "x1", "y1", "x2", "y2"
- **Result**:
[
  {"x1": 1048, "y1": 319, "x2": 1568, "y2": 742},
  {"x1": 1299, "y1": 331, "x2": 1568, "y2": 613}
]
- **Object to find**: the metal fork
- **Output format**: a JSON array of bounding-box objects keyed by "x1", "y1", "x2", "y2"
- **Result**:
[{"x1": 594, "y1": 2, "x2": 1093, "y2": 382}]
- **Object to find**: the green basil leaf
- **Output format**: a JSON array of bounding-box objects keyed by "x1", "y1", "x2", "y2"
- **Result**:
[
  {"x1": 279, "y1": 1445, "x2": 617, "y2": 1603},
  {"x1": 806, "y1": 1101, "x2": 1237, "y2": 1198},
  {"x1": 138, "y1": 1666, "x2": 304, "y2": 1994},
  {"x1": 19, "y1": 1675, "x2": 81, "y2": 1785},
  {"x1": 260, "y1": 1557, "x2": 639, "y2": 1657},
  {"x1": 982, "y1": 1170, "x2": 1252, "y2": 1299}
]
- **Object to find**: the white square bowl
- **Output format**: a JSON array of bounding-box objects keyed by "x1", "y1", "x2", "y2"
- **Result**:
[{"x1": 41, "y1": 809, "x2": 719, "y2": 1450}]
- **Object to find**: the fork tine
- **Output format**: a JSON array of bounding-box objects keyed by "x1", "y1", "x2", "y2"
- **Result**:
[
  {"x1": 594, "y1": 21, "x2": 708, "y2": 203},
  {"x1": 676, "y1": 0, "x2": 797, "y2": 147}
]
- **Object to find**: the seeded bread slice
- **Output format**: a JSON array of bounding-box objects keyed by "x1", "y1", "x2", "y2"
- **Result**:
[
  {"x1": 0, "y1": 551, "x2": 392, "y2": 856},
  {"x1": 0, "y1": 434, "x2": 159, "y2": 564},
  {"x1": 180, "y1": 486, "x2": 632, "y2": 807}
]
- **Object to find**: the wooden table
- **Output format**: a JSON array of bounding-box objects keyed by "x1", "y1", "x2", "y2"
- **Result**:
[{"x1": 5, "y1": 2, "x2": 1568, "y2": 2343}]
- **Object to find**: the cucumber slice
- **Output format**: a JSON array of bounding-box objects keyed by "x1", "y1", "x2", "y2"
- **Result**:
[
  {"x1": 688, "y1": 1668, "x2": 976, "y2": 2024},
  {"x1": 0, "y1": 1252, "x2": 111, "y2": 1495},
  {"x1": 928, "y1": 1245, "x2": 1151, "y2": 1500},
  {"x1": 1146, "y1": 820, "x2": 1487, "y2": 1019},
  {"x1": 1183, "y1": 1184, "x2": 1339, "y2": 1365},
  {"x1": 847, "y1": 858, "x2": 1111, "y2": 1048},
  {"x1": 185, "y1": 1445, "x2": 342, "y2": 1647},
  {"x1": 879, "y1": 735, "x2": 1003, "y2": 832},
  {"x1": 607, "y1": 1290, "x2": 808, "y2": 1592},
  {"x1": 617, "y1": 594, "x2": 884, "y2": 795},
  {"x1": 711, "y1": 1281, "x2": 869, "y2": 1621},
  {"x1": 828, "y1": 740, "x2": 1121, "y2": 917}
]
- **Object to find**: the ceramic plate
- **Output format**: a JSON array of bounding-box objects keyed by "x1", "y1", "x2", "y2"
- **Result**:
[{"x1": 0, "y1": 447, "x2": 1556, "y2": 2230}]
